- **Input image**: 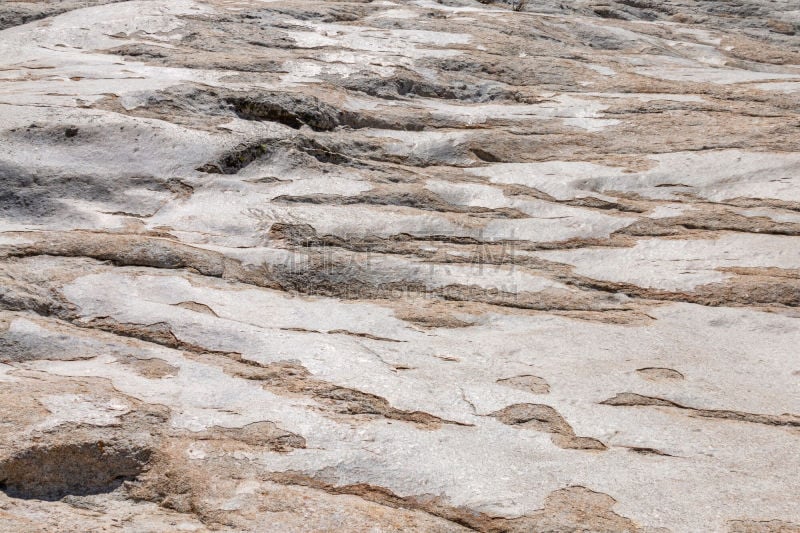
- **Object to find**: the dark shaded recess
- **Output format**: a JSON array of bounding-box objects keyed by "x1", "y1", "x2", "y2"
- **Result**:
[
  {"x1": 224, "y1": 90, "x2": 427, "y2": 132},
  {"x1": 592, "y1": 7, "x2": 627, "y2": 19},
  {"x1": 224, "y1": 92, "x2": 343, "y2": 131},
  {"x1": 0, "y1": 163, "x2": 181, "y2": 221},
  {"x1": 0, "y1": 441, "x2": 151, "y2": 500},
  {"x1": 470, "y1": 148, "x2": 503, "y2": 162},
  {"x1": 197, "y1": 137, "x2": 350, "y2": 174},
  {"x1": 340, "y1": 73, "x2": 522, "y2": 103}
]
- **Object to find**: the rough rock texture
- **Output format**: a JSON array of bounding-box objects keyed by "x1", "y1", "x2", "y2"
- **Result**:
[{"x1": 0, "y1": 0, "x2": 799, "y2": 531}]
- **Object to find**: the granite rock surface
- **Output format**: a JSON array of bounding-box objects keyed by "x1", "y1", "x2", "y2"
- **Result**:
[{"x1": 0, "y1": 0, "x2": 799, "y2": 531}]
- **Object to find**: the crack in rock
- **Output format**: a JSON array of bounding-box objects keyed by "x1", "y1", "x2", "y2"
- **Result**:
[{"x1": 601, "y1": 393, "x2": 800, "y2": 428}]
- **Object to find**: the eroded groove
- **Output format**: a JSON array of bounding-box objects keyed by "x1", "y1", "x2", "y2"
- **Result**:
[
  {"x1": 625, "y1": 446, "x2": 673, "y2": 457},
  {"x1": 0, "y1": 234, "x2": 639, "y2": 325},
  {"x1": 326, "y1": 329, "x2": 404, "y2": 342},
  {"x1": 601, "y1": 393, "x2": 800, "y2": 428},
  {"x1": 267, "y1": 222, "x2": 637, "y2": 254},
  {"x1": 225, "y1": 92, "x2": 343, "y2": 131},
  {"x1": 5, "y1": 228, "x2": 795, "y2": 324},
  {"x1": 110, "y1": 85, "x2": 431, "y2": 133},
  {"x1": 224, "y1": 357, "x2": 472, "y2": 429},
  {"x1": 190, "y1": 421, "x2": 306, "y2": 452},
  {"x1": 273, "y1": 190, "x2": 528, "y2": 218},
  {"x1": 0, "y1": 231, "x2": 279, "y2": 291},
  {"x1": 268, "y1": 223, "x2": 800, "y2": 311},
  {"x1": 727, "y1": 519, "x2": 800, "y2": 533},
  {"x1": 267, "y1": 472, "x2": 641, "y2": 533},
  {"x1": 197, "y1": 136, "x2": 352, "y2": 174},
  {"x1": 496, "y1": 375, "x2": 550, "y2": 394},
  {"x1": 565, "y1": 272, "x2": 800, "y2": 310},
  {"x1": 4, "y1": 231, "x2": 228, "y2": 277},
  {"x1": 490, "y1": 403, "x2": 607, "y2": 450},
  {"x1": 339, "y1": 71, "x2": 526, "y2": 103},
  {"x1": 68, "y1": 315, "x2": 468, "y2": 429},
  {"x1": 636, "y1": 367, "x2": 684, "y2": 381},
  {"x1": 616, "y1": 212, "x2": 800, "y2": 237},
  {"x1": 225, "y1": 91, "x2": 427, "y2": 131}
]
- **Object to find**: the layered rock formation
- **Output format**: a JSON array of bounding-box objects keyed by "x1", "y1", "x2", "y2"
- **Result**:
[{"x1": 0, "y1": 0, "x2": 798, "y2": 531}]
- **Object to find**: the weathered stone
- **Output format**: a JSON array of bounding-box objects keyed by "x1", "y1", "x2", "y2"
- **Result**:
[{"x1": 0, "y1": 0, "x2": 798, "y2": 530}]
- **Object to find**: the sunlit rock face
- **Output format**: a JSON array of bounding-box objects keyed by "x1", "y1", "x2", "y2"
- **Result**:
[{"x1": 0, "y1": 0, "x2": 798, "y2": 531}]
